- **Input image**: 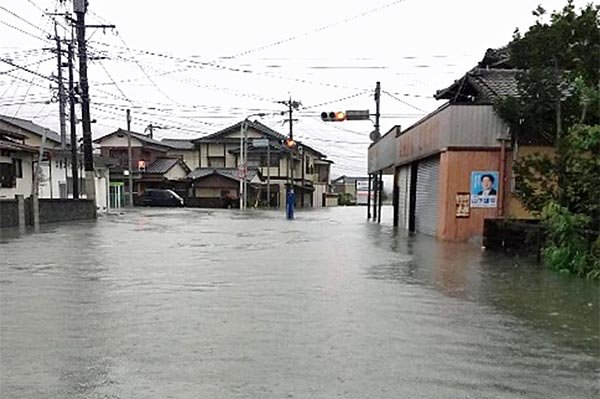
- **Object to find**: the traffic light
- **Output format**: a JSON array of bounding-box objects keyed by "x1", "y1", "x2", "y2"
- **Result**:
[
  {"x1": 283, "y1": 137, "x2": 297, "y2": 149},
  {"x1": 320, "y1": 111, "x2": 346, "y2": 122}
]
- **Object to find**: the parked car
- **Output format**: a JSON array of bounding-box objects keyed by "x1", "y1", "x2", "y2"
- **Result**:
[{"x1": 140, "y1": 189, "x2": 185, "y2": 207}]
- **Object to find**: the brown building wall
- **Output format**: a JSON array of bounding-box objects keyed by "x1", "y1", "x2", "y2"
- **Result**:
[{"x1": 437, "y1": 149, "x2": 505, "y2": 241}]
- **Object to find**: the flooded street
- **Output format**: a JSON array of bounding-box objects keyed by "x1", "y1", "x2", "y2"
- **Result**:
[{"x1": 1, "y1": 207, "x2": 598, "y2": 398}]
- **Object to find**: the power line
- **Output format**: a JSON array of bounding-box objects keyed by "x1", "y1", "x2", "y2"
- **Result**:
[
  {"x1": 0, "y1": 5, "x2": 51, "y2": 35},
  {"x1": 0, "y1": 55, "x2": 54, "y2": 75},
  {"x1": 302, "y1": 92, "x2": 366, "y2": 110},
  {"x1": 382, "y1": 90, "x2": 426, "y2": 112},
  {"x1": 0, "y1": 19, "x2": 47, "y2": 41},
  {"x1": 94, "y1": 58, "x2": 131, "y2": 102},
  {"x1": 226, "y1": 0, "x2": 408, "y2": 59},
  {"x1": 0, "y1": 57, "x2": 55, "y2": 82}
]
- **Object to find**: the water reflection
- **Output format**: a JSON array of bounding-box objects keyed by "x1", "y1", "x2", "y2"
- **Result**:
[{"x1": 1, "y1": 207, "x2": 598, "y2": 398}]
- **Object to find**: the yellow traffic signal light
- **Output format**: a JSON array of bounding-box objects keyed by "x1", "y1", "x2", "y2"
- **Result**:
[{"x1": 321, "y1": 111, "x2": 347, "y2": 122}]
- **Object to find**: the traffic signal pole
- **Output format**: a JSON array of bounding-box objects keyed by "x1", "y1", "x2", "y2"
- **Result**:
[{"x1": 373, "y1": 82, "x2": 382, "y2": 223}]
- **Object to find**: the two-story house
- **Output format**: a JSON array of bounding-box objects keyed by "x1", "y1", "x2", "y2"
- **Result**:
[
  {"x1": 94, "y1": 129, "x2": 191, "y2": 203},
  {"x1": 0, "y1": 115, "x2": 110, "y2": 211},
  {"x1": 188, "y1": 120, "x2": 332, "y2": 208}
]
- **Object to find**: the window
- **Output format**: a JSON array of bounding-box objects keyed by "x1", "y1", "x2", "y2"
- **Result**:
[
  {"x1": 0, "y1": 162, "x2": 15, "y2": 188},
  {"x1": 208, "y1": 156, "x2": 225, "y2": 168},
  {"x1": 13, "y1": 158, "x2": 22, "y2": 178}
]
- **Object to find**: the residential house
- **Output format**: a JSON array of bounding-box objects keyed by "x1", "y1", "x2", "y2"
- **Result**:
[
  {"x1": 94, "y1": 129, "x2": 191, "y2": 204},
  {"x1": 331, "y1": 175, "x2": 369, "y2": 204},
  {"x1": 188, "y1": 119, "x2": 332, "y2": 208},
  {"x1": 0, "y1": 115, "x2": 110, "y2": 210},
  {"x1": 367, "y1": 48, "x2": 541, "y2": 241},
  {"x1": 0, "y1": 131, "x2": 35, "y2": 199},
  {"x1": 162, "y1": 138, "x2": 199, "y2": 169}
]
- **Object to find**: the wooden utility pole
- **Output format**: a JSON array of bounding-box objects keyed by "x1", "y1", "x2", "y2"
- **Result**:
[{"x1": 67, "y1": 30, "x2": 79, "y2": 199}]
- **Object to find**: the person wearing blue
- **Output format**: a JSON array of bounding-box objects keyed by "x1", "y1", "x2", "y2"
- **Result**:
[{"x1": 286, "y1": 186, "x2": 295, "y2": 220}]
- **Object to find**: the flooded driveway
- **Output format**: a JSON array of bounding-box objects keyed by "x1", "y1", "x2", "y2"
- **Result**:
[{"x1": 1, "y1": 207, "x2": 598, "y2": 398}]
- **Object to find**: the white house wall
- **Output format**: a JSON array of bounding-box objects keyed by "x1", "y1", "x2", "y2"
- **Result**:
[
  {"x1": 164, "y1": 164, "x2": 188, "y2": 181},
  {"x1": 98, "y1": 135, "x2": 144, "y2": 147},
  {"x1": 0, "y1": 153, "x2": 33, "y2": 199}
]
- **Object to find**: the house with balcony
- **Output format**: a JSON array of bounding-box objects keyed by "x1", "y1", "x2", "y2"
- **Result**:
[{"x1": 188, "y1": 119, "x2": 332, "y2": 208}]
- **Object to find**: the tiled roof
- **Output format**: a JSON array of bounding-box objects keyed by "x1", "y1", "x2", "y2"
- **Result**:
[
  {"x1": 193, "y1": 119, "x2": 287, "y2": 143},
  {"x1": 145, "y1": 158, "x2": 188, "y2": 174},
  {"x1": 468, "y1": 68, "x2": 519, "y2": 99},
  {"x1": 435, "y1": 68, "x2": 519, "y2": 103},
  {"x1": 187, "y1": 167, "x2": 259, "y2": 182},
  {"x1": 0, "y1": 115, "x2": 61, "y2": 143},
  {"x1": 161, "y1": 138, "x2": 195, "y2": 150},
  {"x1": 93, "y1": 129, "x2": 171, "y2": 148}
]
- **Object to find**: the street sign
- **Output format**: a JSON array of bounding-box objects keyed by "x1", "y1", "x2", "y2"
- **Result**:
[
  {"x1": 253, "y1": 138, "x2": 269, "y2": 148},
  {"x1": 345, "y1": 110, "x2": 370, "y2": 121},
  {"x1": 236, "y1": 164, "x2": 248, "y2": 179}
]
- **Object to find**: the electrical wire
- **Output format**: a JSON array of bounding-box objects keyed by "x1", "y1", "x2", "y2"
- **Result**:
[
  {"x1": 0, "y1": 5, "x2": 51, "y2": 36},
  {"x1": 226, "y1": 0, "x2": 408, "y2": 59}
]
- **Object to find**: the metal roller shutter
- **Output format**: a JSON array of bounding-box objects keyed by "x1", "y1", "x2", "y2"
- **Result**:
[
  {"x1": 414, "y1": 156, "x2": 440, "y2": 236},
  {"x1": 397, "y1": 165, "x2": 411, "y2": 230}
]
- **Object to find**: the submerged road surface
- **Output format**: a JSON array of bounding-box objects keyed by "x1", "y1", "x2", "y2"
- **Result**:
[{"x1": 1, "y1": 207, "x2": 598, "y2": 398}]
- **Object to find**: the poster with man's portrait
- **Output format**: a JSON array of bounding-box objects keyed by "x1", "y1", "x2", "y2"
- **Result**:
[{"x1": 470, "y1": 171, "x2": 499, "y2": 208}]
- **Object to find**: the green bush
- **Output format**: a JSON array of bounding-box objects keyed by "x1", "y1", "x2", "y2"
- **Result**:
[
  {"x1": 338, "y1": 193, "x2": 355, "y2": 206},
  {"x1": 542, "y1": 202, "x2": 600, "y2": 279}
]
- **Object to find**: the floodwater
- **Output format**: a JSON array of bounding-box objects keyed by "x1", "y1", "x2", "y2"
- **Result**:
[{"x1": 1, "y1": 207, "x2": 598, "y2": 398}]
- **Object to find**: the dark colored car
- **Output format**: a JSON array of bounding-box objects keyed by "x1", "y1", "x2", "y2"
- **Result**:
[{"x1": 140, "y1": 189, "x2": 185, "y2": 207}]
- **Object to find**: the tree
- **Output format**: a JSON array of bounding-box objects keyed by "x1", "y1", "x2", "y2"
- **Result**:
[{"x1": 495, "y1": 1, "x2": 600, "y2": 277}]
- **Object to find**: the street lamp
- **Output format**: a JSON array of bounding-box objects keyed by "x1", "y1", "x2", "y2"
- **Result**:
[{"x1": 239, "y1": 113, "x2": 266, "y2": 210}]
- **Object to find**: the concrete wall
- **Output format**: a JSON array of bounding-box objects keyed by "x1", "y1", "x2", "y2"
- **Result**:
[
  {"x1": 0, "y1": 199, "x2": 18, "y2": 228},
  {"x1": 0, "y1": 198, "x2": 95, "y2": 228},
  {"x1": 28, "y1": 199, "x2": 96, "y2": 225}
]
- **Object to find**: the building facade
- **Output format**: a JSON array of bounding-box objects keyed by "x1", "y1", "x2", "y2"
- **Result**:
[
  {"x1": 0, "y1": 115, "x2": 110, "y2": 211},
  {"x1": 368, "y1": 49, "x2": 545, "y2": 241},
  {"x1": 189, "y1": 120, "x2": 332, "y2": 208}
]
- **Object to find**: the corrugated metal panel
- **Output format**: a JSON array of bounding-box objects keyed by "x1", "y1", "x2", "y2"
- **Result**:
[
  {"x1": 397, "y1": 165, "x2": 411, "y2": 230},
  {"x1": 415, "y1": 156, "x2": 439, "y2": 236},
  {"x1": 448, "y1": 105, "x2": 510, "y2": 147}
]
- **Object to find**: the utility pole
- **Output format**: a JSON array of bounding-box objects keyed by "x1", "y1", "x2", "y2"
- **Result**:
[
  {"x1": 73, "y1": 0, "x2": 115, "y2": 201},
  {"x1": 126, "y1": 109, "x2": 133, "y2": 207},
  {"x1": 67, "y1": 29, "x2": 79, "y2": 199},
  {"x1": 266, "y1": 140, "x2": 271, "y2": 207},
  {"x1": 238, "y1": 120, "x2": 246, "y2": 210},
  {"x1": 373, "y1": 81, "x2": 382, "y2": 223},
  {"x1": 53, "y1": 21, "x2": 67, "y2": 149},
  {"x1": 73, "y1": 0, "x2": 95, "y2": 201}
]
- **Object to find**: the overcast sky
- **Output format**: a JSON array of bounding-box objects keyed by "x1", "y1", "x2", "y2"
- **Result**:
[{"x1": 0, "y1": 0, "x2": 591, "y2": 176}]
